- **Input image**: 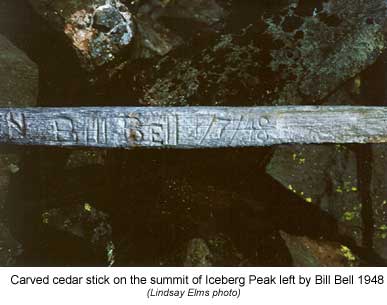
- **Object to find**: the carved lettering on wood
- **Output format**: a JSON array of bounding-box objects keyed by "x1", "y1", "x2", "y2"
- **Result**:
[
  {"x1": 0, "y1": 106, "x2": 385, "y2": 148},
  {"x1": 53, "y1": 117, "x2": 77, "y2": 142},
  {"x1": 6, "y1": 112, "x2": 26, "y2": 139},
  {"x1": 125, "y1": 116, "x2": 144, "y2": 143},
  {"x1": 85, "y1": 117, "x2": 108, "y2": 144}
]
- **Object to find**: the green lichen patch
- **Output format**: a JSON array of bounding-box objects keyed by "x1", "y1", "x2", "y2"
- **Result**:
[{"x1": 340, "y1": 245, "x2": 358, "y2": 266}]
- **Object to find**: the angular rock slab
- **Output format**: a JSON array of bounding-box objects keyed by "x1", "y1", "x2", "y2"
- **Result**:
[
  {"x1": 280, "y1": 231, "x2": 359, "y2": 267},
  {"x1": 0, "y1": 34, "x2": 38, "y2": 107},
  {"x1": 0, "y1": 34, "x2": 38, "y2": 266},
  {"x1": 42, "y1": 203, "x2": 114, "y2": 266},
  {"x1": 183, "y1": 235, "x2": 243, "y2": 267},
  {"x1": 267, "y1": 145, "x2": 362, "y2": 245},
  {"x1": 267, "y1": 143, "x2": 387, "y2": 261}
]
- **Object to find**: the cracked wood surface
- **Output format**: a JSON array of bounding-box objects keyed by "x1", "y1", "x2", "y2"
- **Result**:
[{"x1": 0, "y1": 106, "x2": 386, "y2": 149}]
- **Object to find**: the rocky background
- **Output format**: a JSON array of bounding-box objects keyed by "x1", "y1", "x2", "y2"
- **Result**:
[{"x1": 0, "y1": 0, "x2": 386, "y2": 266}]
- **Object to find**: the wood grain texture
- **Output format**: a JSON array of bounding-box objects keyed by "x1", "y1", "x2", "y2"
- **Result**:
[{"x1": 0, "y1": 106, "x2": 386, "y2": 149}]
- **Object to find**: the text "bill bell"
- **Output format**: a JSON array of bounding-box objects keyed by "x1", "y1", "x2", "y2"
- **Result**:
[{"x1": 316, "y1": 275, "x2": 354, "y2": 285}]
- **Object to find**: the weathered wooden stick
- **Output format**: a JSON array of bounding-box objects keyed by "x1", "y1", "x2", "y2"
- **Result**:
[{"x1": 0, "y1": 106, "x2": 386, "y2": 149}]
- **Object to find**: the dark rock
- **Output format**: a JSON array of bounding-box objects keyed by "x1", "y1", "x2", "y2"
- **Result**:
[
  {"x1": 0, "y1": 154, "x2": 21, "y2": 211},
  {"x1": 132, "y1": 0, "x2": 226, "y2": 58},
  {"x1": 205, "y1": 234, "x2": 245, "y2": 266},
  {"x1": 280, "y1": 231, "x2": 359, "y2": 267},
  {"x1": 0, "y1": 34, "x2": 38, "y2": 266},
  {"x1": 133, "y1": 17, "x2": 183, "y2": 59},
  {"x1": 370, "y1": 145, "x2": 387, "y2": 260},
  {"x1": 137, "y1": 32, "x2": 263, "y2": 106},
  {"x1": 267, "y1": 0, "x2": 386, "y2": 103},
  {"x1": 159, "y1": 0, "x2": 226, "y2": 27},
  {"x1": 0, "y1": 34, "x2": 38, "y2": 106},
  {"x1": 66, "y1": 149, "x2": 107, "y2": 169},
  {"x1": 266, "y1": 144, "x2": 363, "y2": 245},
  {"x1": 183, "y1": 238, "x2": 212, "y2": 266},
  {"x1": 266, "y1": 60, "x2": 387, "y2": 261},
  {"x1": 0, "y1": 154, "x2": 23, "y2": 266},
  {"x1": 42, "y1": 203, "x2": 114, "y2": 266},
  {"x1": 116, "y1": 0, "x2": 386, "y2": 107},
  {"x1": 93, "y1": 5, "x2": 125, "y2": 31},
  {"x1": 28, "y1": 0, "x2": 227, "y2": 73},
  {"x1": 0, "y1": 222, "x2": 23, "y2": 266},
  {"x1": 29, "y1": 0, "x2": 134, "y2": 71},
  {"x1": 183, "y1": 234, "x2": 244, "y2": 267},
  {"x1": 106, "y1": 149, "x2": 265, "y2": 266}
]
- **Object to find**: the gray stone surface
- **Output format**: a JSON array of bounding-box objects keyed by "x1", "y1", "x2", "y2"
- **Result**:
[
  {"x1": 1, "y1": 106, "x2": 387, "y2": 148},
  {"x1": 0, "y1": 34, "x2": 39, "y2": 107}
]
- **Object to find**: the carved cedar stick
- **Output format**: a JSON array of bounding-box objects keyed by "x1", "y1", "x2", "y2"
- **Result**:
[{"x1": 0, "y1": 106, "x2": 387, "y2": 149}]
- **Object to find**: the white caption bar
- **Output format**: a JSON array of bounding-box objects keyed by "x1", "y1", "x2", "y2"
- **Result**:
[{"x1": 0, "y1": 267, "x2": 386, "y2": 304}]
